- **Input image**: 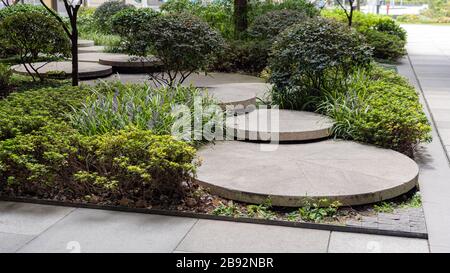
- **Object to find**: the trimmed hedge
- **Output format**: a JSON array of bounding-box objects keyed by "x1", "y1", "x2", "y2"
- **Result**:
[{"x1": 93, "y1": 0, "x2": 135, "y2": 33}]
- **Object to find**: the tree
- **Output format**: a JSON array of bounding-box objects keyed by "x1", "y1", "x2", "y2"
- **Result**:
[
  {"x1": 234, "y1": 0, "x2": 248, "y2": 37},
  {"x1": 336, "y1": 0, "x2": 356, "y2": 27},
  {"x1": 0, "y1": 11, "x2": 70, "y2": 81},
  {"x1": 39, "y1": 0, "x2": 82, "y2": 86}
]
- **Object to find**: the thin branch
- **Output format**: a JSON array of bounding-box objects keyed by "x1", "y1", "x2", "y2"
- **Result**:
[{"x1": 39, "y1": 0, "x2": 72, "y2": 37}]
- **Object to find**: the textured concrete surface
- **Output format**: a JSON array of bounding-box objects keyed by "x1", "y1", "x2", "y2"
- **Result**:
[
  {"x1": 0, "y1": 202, "x2": 74, "y2": 235},
  {"x1": 196, "y1": 140, "x2": 419, "y2": 206},
  {"x1": 0, "y1": 201, "x2": 430, "y2": 253},
  {"x1": 202, "y1": 83, "x2": 270, "y2": 109},
  {"x1": 77, "y1": 39, "x2": 95, "y2": 47},
  {"x1": 226, "y1": 109, "x2": 333, "y2": 141},
  {"x1": 328, "y1": 232, "x2": 429, "y2": 253},
  {"x1": 82, "y1": 72, "x2": 264, "y2": 87},
  {"x1": 11, "y1": 61, "x2": 113, "y2": 79},
  {"x1": 175, "y1": 220, "x2": 330, "y2": 253},
  {"x1": 77, "y1": 53, "x2": 128, "y2": 63},
  {"x1": 17, "y1": 208, "x2": 197, "y2": 253},
  {"x1": 98, "y1": 55, "x2": 161, "y2": 71},
  {"x1": 78, "y1": 46, "x2": 105, "y2": 53},
  {"x1": 396, "y1": 24, "x2": 450, "y2": 252}
]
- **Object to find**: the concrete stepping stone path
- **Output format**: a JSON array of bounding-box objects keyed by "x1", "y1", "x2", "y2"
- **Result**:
[
  {"x1": 202, "y1": 83, "x2": 270, "y2": 110},
  {"x1": 77, "y1": 39, "x2": 95, "y2": 47},
  {"x1": 78, "y1": 46, "x2": 105, "y2": 53},
  {"x1": 196, "y1": 140, "x2": 419, "y2": 207},
  {"x1": 98, "y1": 55, "x2": 162, "y2": 73},
  {"x1": 226, "y1": 109, "x2": 333, "y2": 141},
  {"x1": 11, "y1": 61, "x2": 113, "y2": 80}
]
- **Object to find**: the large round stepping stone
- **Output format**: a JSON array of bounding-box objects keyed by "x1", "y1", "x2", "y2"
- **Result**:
[
  {"x1": 77, "y1": 39, "x2": 95, "y2": 47},
  {"x1": 196, "y1": 140, "x2": 419, "y2": 207},
  {"x1": 11, "y1": 61, "x2": 113, "y2": 80},
  {"x1": 226, "y1": 109, "x2": 333, "y2": 141},
  {"x1": 78, "y1": 46, "x2": 105, "y2": 53},
  {"x1": 202, "y1": 83, "x2": 269, "y2": 110},
  {"x1": 99, "y1": 55, "x2": 162, "y2": 73}
]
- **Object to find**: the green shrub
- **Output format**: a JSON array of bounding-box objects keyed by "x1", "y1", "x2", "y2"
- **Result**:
[
  {"x1": 248, "y1": 0, "x2": 318, "y2": 24},
  {"x1": 120, "y1": 13, "x2": 224, "y2": 87},
  {"x1": 0, "y1": 11, "x2": 70, "y2": 81},
  {"x1": 363, "y1": 29, "x2": 406, "y2": 62},
  {"x1": 93, "y1": 0, "x2": 135, "y2": 33},
  {"x1": 374, "y1": 19, "x2": 407, "y2": 41},
  {"x1": 77, "y1": 6, "x2": 97, "y2": 34},
  {"x1": 161, "y1": 0, "x2": 234, "y2": 39},
  {"x1": 0, "y1": 3, "x2": 48, "y2": 21},
  {"x1": 0, "y1": 86, "x2": 198, "y2": 205},
  {"x1": 269, "y1": 17, "x2": 372, "y2": 110},
  {"x1": 318, "y1": 65, "x2": 431, "y2": 156},
  {"x1": 69, "y1": 81, "x2": 218, "y2": 144},
  {"x1": 111, "y1": 8, "x2": 160, "y2": 56},
  {"x1": 0, "y1": 64, "x2": 12, "y2": 98},
  {"x1": 211, "y1": 39, "x2": 269, "y2": 73},
  {"x1": 247, "y1": 9, "x2": 310, "y2": 41}
]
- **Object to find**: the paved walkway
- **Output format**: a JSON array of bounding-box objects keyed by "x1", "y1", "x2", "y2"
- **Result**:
[
  {"x1": 399, "y1": 24, "x2": 450, "y2": 252},
  {"x1": 0, "y1": 201, "x2": 428, "y2": 253}
]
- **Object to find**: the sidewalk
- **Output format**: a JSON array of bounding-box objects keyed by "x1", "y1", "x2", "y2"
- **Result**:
[
  {"x1": 0, "y1": 201, "x2": 428, "y2": 253},
  {"x1": 399, "y1": 24, "x2": 450, "y2": 253}
]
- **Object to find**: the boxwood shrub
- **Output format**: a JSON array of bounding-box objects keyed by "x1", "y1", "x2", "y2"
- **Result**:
[{"x1": 93, "y1": 0, "x2": 135, "y2": 34}]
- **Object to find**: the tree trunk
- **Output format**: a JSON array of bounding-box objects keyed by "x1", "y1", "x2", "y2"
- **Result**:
[
  {"x1": 70, "y1": 16, "x2": 79, "y2": 86},
  {"x1": 234, "y1": 0, "x2": 248, "y2": 37}
]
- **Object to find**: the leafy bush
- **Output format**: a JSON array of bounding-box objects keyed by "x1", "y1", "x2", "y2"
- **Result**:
[
  {"x1": 77, "y1": 6, "x2": 97, "y2": 34},
  {"x1": 248, "y1": 0, "x2": 318, "y2": 24},
  {"x1": 0, "y1": 86, "x2": 198, "y2": 205},
  {"x1": 161, "y1": 0, "x2": 234, "y2": 39},
  {"x1": 374, "y1": 19, "x2": 407, "y2": 41},
  {"x1": 111, "y1": 8, "x2": 160, "y2": 56},
  {"x1": 0, "y1": 11, "x2": 70, "y2": 81},
  {"x1": 211, "y1": 39, "x2": 269, "y2": 73},
  {"x1": 120, "y1": 13, "x2": 224, "y2": 87},
  {"x1": 363, "y1": 29, "x2": 406, "y2": 62},
  {"x1": 318, "y1": 65, "x2": 432, "y2": 156},
  {"x1": 93, "y1": 0, "x2": 135, "y2": 33},
  {"x1": 69, "y1": 81, "x2": 218, "y2": 144},
  {"x1": 0, "y1": 3, "x2": 48, "y2": 21},
  {"x1": 0, "y1": 64, "x2": 12, "y2": 98},
  {"x1": 247, "y1": 9, "x2": 310, "y2": 41},
  {"x1": 269, "y1": 17, "x2": 372, "y2": 110}
]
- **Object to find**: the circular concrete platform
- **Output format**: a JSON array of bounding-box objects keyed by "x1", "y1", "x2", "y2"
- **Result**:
[
  {"x1": 78, "y1": 46, "x2": 105, "y2": 53},
  {"x1": 77, "y1": 39, "x2": 95, "y2": 47},
  {"x1": 202, "y1": 83, "x2": 270, "y2": 110},
  {"x1": 98, "y1": 55, "x2": 162, "y2": 73},
  {"x1": 12, "y1": 61, "x2": 113, "y2": 80},
  {"x1": 226, "y1": 109, "x2": 333, "y2": 141},
  {"x1": 196, "y1": 140, "x2": 419, "y2": 207}
]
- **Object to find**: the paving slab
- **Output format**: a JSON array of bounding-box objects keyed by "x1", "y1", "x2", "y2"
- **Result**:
[
  {"x1": 11, "y1": 61, "x2": 113, "y2": 80},
  {"x1": 99, "y1": 55, "x2": 162, "y2": 73},
  {"x1": 0, "y1": 232, "x2": 34, "y2": 253},
  {"x1": 202, "y1": 83, "x2": 270, "y2": 110},
  {"x1": 328, "y1": 231, "x2": 429, "y2": 253},
  {"x1": 176, "y1": 219, "x2": 330, "y2": 253},
  {"x1": 77, "y1": 39, "x2": 95, "y2": 47},
  {"x1": 78, "y1": 46, "x2": 105, "y2": 53},
  {"x1": 77, "y1": 52, "x2": 128, "y2": 63},
  {"x1": 225, "y1": 109, "x2": 333, "y2": 141},
  {"x1": 17, "y1": 208, "x2": 197, "y2": 253},
  {"x1": 0, "y1": 201, "x2": 74, "y2": 235},
  {"x1": 196, "y1": 140, "x2": 419, "y2": 207}
]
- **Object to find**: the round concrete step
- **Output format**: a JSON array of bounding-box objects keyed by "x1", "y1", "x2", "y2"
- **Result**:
[
  {"x1": 77, "y1": 39, "x2": 95, "y2": 47},
  {"x1": 226, "y1": 109, "x2": 333, "y2": 141},
  {"x1": 78, "y1": 46, "x2": 105, "y2": 53},
  {"x1": 98, "y1": 55, "x2": 162, "y2": 73},
  {"x1": 11, "y1": 61, "x2": 113, "y2": 80},
  {"x1": 202, "y1": 83, "x2": 269, "y2": 110},
  {"x1": 196, "y1": 140, "x2": 419, "y2": 207}
]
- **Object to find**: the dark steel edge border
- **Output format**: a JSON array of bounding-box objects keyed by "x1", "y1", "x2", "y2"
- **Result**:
[{"x1": 0, "y1": 195, "x2": 428, "y2": 240}]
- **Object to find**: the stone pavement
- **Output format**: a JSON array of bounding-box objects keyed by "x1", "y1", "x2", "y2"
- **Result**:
[
  {"x1": 398, "y1": 24, "x2": 450, "y2": 252},
  {"x1": 0, "y1": 201, "x2": 428, "y2": 253}
]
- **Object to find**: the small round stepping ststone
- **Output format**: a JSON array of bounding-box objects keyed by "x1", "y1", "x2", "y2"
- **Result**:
[
  {"x1": 11, "y1": 61, "x2": 113, "y2": 80},
  {"x1": 98, "y1": 55, "x2": 162, "y2": 73},
  {"x1": 77, "y1": 39, "x2": 95, "y2": 47},
  {"x1": 226, "y1": 109, "x2": 333, "y2": 141},
  {"x1": 78, "y1": 46, "x2": 105, "y2": 53},
  {"x1": 202, "y1": 83, "x2": 270, "y2": 110},
  {"x1": 196, "y1": 140, "x2": 419, "y2": 207}
]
